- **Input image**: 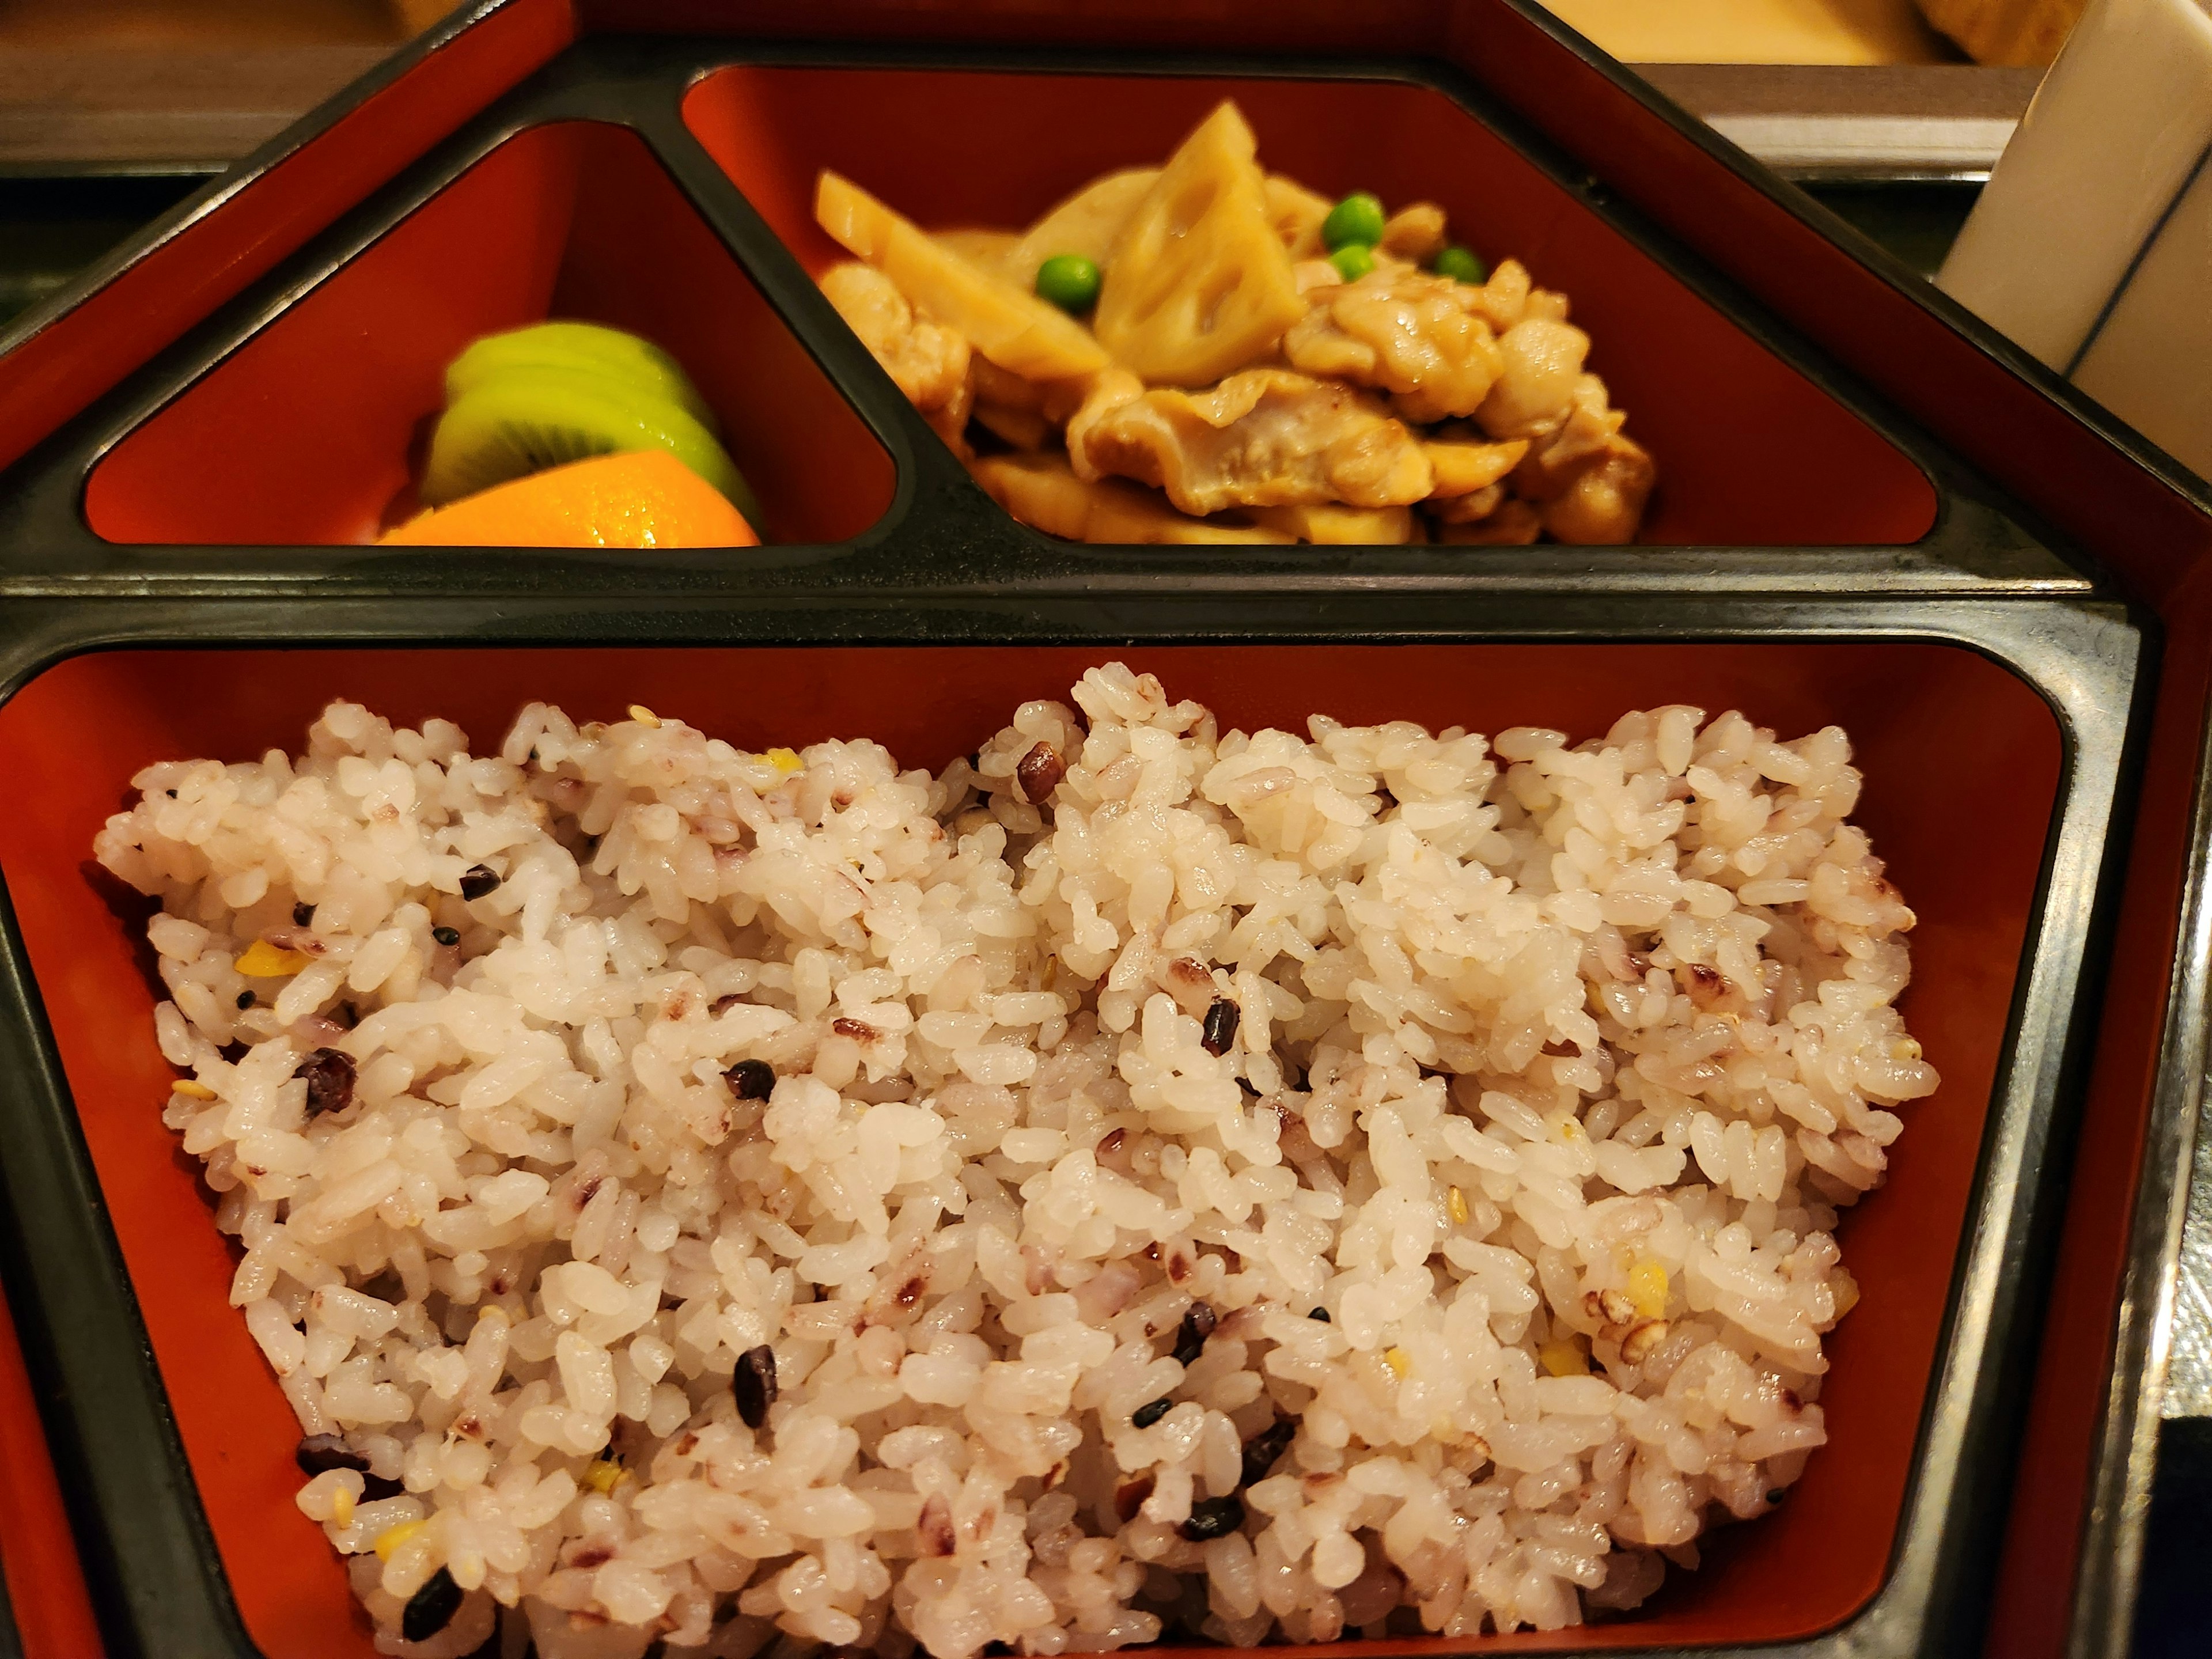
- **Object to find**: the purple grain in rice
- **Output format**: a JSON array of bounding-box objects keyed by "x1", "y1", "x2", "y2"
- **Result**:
[
  {"x1": 294, "y1": 1047, "x2": 354, "y2": 1117},
  {"x1": 1171, "y1": 1299, "x2": 1217, "y2": 1366}
]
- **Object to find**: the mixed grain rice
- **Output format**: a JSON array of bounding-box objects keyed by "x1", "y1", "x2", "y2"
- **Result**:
[{"x1": 95, "y1": 664, "x2": 1936, "y2": 1657}]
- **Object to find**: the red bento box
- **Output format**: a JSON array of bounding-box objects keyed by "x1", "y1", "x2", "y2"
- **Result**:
[{"x1": 0, "y1": 6, "x2": 2205, "y2": 1659}]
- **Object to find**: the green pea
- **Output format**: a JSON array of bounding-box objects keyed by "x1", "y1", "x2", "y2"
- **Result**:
[
  {"x1": 1431, "y1": 244, "x2": 1487, "y2": 285},
  {"x1": 1328, "y1": 243, "x2": 1377, "y2": 283},
  {"x1": 1034, "y1": 253, "x2": 1102, "y2": 313},
  {"x1": 1321, "y1": 192, "x2": 1387, "y2": 252}
]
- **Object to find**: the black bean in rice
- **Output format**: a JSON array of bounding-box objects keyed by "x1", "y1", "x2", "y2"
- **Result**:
[{"x1": 733, "y1": 1343, "x2": 777, "y2": 1429}]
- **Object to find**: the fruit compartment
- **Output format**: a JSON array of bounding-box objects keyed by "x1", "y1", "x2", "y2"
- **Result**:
[
  {"x1": 0, "y1": 639, "x2": 2066, "y2": 1657},
  {"x1": 683, "y1": 65, "x2": 1940, "y2": 550},
  {"x1": 82, "y1": 119, "x2": 895, "y2": 548}
]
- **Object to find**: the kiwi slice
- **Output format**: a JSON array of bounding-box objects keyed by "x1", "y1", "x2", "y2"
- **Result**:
[
  {"x1": 421, "y1": 373, "x2": 756, "y2": 521},
  {"x1": 445, "y1": 322, "x2": 720, "y2": 433}
]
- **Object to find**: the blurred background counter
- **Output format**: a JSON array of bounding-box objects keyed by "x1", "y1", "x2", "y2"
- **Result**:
[{"x1": 0, "y1": 0, "x2": 2072, "y2": 327}]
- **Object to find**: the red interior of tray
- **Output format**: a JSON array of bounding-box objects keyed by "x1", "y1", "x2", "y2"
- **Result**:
[
  {"x1": 0, "y1": 1287, "x2": 101, "y2": 1659},
  {"x1": 683, "y1": 66, "x2": 1940, "y2": 550},
  {"x1": 82, "y1": 120, "x2": 894, "y2": 548},
  {"x1": 0, "y1": 642, "x2": 2056, "y2": 1656}
]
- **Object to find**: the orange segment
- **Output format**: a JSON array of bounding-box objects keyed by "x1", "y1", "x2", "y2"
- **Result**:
[{"x1": 377, "y1": 450, "x2": 757, "y2": 547}]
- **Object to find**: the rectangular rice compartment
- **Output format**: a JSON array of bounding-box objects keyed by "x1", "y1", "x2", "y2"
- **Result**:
[
  {"x1": 0, "y1": 641, "x2": 2061, "y2": 1657},
  {"x1": 80, "y1": 119, "x2": 895, "y2": 548},
  {"x1": 683, "y1": 65, "x2": 1939, "y2": 551}
]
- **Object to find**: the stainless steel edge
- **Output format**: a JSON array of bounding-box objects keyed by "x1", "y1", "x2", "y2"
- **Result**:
[
  {"x1": 0, "y1": 56, "x2": 2043, "y2": 183},
  {"x1": 1637, "y1": 65, "x2": 2041, "y2": 181},
  {"x1": 2065, "y1": 677, "x2": 2212, "y2": 1659},
  {"x1": 2161, "y1": 1113, "x2": 2212, "y2": 1414}
]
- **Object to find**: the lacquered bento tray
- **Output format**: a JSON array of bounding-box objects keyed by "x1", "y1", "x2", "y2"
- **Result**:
[{"x1": 0, "y1": 6, "x2": 2204, "y2": 1659}]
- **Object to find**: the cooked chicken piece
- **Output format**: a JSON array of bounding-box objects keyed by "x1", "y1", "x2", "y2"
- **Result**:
[
  {"x1": 1245, "y1": 501, "x2": 1414, "y2": 544},
  {"x1": 1466, "y1": 257, "x2": 1532, "y2": 334},
  {"x1": 973, "y1": 359, "x2": 1091, "y2": 424},
  {"x1": 1283, "y1": 267, "x2": 1506, "y2": 424},
  {"x1": 1426, "y1": 436, "x2": 1528, "y2": 498},
  {"x1": 1429, "y1": 483, "x2": 1507, "y2": 525},
  {"x1": 1379, "y1": 202, "x2": 1448, "y2": 263},
  {"x1": 1455, "y1": 374, "x2": 1650, "y2": 543},
  {"x1": 1435, "y1": 498, "x2": 1542, "y2": 544},
  {"x1": 1004, "y1": 168, "x2": 1160, "y2": 289},
  {"x1": 819, "y1": 262, "x2": 973, "y2": 449},
  {"x1": 1541, "y1": 436, "x2": 1655, "y2": 545},
  {"x1": 1093, "y1": 103, "x2": 1307, "y2": 385},
  {"x1": 970, "y1": 451, "x2": 1293, "y2": 544},
  {"x1": 1264, "y1": 175, "x2": 1334, "y2": 259},
  {"x1": 817, "y1": 171, "x2": 1107, "y2": 381},
  {"x1": 1512, "y1": 374, "x2": 1626, "y2": 500},
  {"x1": 973, "y1": 402, "x2": 1051, "y2": 451},
  {"x1": 1476, "y1": 316, "x2": 1591, "y2": 440},
  {"x1": 1068, "y1": 367, "x2": 1433, "y2": 514},
  {"x1": 967, "y1": 358, "x2": 1091, "y2": 450}
]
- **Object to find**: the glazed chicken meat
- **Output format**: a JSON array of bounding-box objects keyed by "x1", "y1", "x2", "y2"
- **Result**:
[{"x1": 815, "y1": 100, "x2": 1655, "y2": 547}]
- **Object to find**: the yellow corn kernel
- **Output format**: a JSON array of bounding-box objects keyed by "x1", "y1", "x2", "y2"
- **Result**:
[
  {"x1": 331, "y1": 1485, "x2": 355, "y2": 1529},
  {"x1": 1383, "y1": 1346, "x2": 1411, "y2": 1378},
  {"x1": 1627, "y1": 1260, "x2": 1670, "y2": 1322},
  {"x1": 236, "y1": 940, "x2": 313, "y2": 978},
  {"x1": 765, "y1": 747, "x2": 803, "y2": 775},
  {"x1": 1539, "y1": 1337, "x2": 1588, "y2": 1377},
  {"x1": 171, "y1": 1080, "x2": 217, "y2": 1100},
  {"x1": 583, "y1": 1459, "x2": 627, "y2": 1496},
  {"x1": 373, "y1": 1518, "x2": 423, "y2": 1560},
  {"x1": 627, "y1": 704, "x2": 661, "y2": 729},
  {"x1": 1832, "y1": 1266, "x2": 1861, "y2": 1319},
  {"x1": 1447, "y1": 1186, "x2": 1469, "y2": 1226}
]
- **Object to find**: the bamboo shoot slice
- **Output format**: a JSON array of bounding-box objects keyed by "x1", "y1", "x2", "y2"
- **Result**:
[
  {"x1": 969, "y1": 452, "x2": 1291, "y2": 544},
  {"x1": 817, "y1": 170, "x2": 1107, "y2": 381}
]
